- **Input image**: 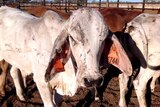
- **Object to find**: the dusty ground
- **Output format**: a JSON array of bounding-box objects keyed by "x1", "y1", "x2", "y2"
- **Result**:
[{"x1": 0, "y1": 65, "x2": 160, "y2": 107}]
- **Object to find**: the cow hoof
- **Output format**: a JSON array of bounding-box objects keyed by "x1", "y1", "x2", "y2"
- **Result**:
[
  {"x1": 94, "y1": 96, "x2": 99, "y2": 101},
  {"x1": 18, "y1": 96, "x2": 26, "y2": 101},
  {"x1": 151, "y1": 89, "x2": 154, "y2": 93},
  {"x1": 150, "y1": 84, "x2": 155, "y2": 93},
  {"x1": 119, "y1": 101, "x2": 127, "y2": 107},
  {"x1": 0, "y1": 90, "x2": 5, "y2": 97}
]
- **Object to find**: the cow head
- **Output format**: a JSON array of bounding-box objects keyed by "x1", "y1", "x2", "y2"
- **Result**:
[{"x1": 45, "y1": 8, "x2": 107, "y2": 88}]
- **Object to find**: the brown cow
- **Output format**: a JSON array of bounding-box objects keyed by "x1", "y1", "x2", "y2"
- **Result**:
[
  {"x1": 100, "y1": 8, "x2": 142, "y2": 32},
  {"x1": 99, "y1": 8, "x2": 142, "y2": 65},
  {"x1": 24, "y1": 6, "x2": 70, "y2": 19}
]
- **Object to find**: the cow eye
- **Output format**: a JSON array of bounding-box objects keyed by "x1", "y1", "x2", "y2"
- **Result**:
[{"x1": 56, "y1": 48, "x2": 62, "y2": 53}]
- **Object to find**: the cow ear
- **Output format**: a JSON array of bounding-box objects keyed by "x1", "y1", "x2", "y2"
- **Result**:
[
  {"x1": 45, "y1": 29, "x2": 70, "y2": 82},
  {"x1": 105, "y1": 34, "x2": 132, "y2": 76}
]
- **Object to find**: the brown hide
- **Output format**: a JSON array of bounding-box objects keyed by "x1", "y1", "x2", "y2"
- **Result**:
[
  {"x1": 100, "y1": 8, "x2": 142, "y2": 69},
  {"x1": 103, "y1": 13, "x2": 125, "y2": 32},
  {"x1": 100, "y1": 8, "x2": 142, "y2": 32},
  {"x1": 24, "y1": 6, "x2": 70, "y2": 19}
]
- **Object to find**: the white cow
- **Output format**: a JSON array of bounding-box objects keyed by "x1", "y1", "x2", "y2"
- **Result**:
[
  {"x1": 0, "y1": 6, "x2": 108, "y2": 106},
  {"x1": 125, "y1": 13, "x2": 160, "y2": 107}
]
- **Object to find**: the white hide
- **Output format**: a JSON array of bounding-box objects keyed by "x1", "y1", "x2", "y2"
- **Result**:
[
  {"x1": 125, "y1": 13, "x2": 160, "y2": 107},
  {"x1": 0, "y1": 6, "x2": 65, "y2": 107},
  {"x1": 49, "y1": 58, "x2": 77, "y2": 96},
  {"x1": 0, "y1": 6, "x2": 107, "y2": 107},
  {"x1": 48, "y1": 8, "x2": 107, "y2": 88}
]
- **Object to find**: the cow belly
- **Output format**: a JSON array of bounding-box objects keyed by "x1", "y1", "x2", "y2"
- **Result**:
[
  {"x1": 148, "y1": 52, "x2": 160, "y2": 66},
  {"x1": 1, "y1": 51, "x2": 32, "y2": 72},
  {"x1": 147, "y1": 39, "x2": 160, "y2": 66}
]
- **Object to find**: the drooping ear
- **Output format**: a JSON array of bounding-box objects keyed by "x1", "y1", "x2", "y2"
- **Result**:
[
  {"x1": 45, "y1": 29, "x2": 71, "y2": 82},
  {"x1": 104, "y1": 33, "x2": 132, "y2": 76},
  {"x1": 127, "y1": 24, "x2": 148, "y2": 68}
]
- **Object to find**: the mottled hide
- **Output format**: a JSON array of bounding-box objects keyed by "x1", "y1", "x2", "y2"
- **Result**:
[
  {"x1": 125, "y1": 13, "x2": 160, "y2": 107},
  {"x1": 47, "y1": 8, "x2": 107, "y2": 88},
  {"x1": 0, "y1": 6, "x2": 107, "y2": 107},
  {"x1": 0, "y1": 6, "x2": 66, "y2": 107}
]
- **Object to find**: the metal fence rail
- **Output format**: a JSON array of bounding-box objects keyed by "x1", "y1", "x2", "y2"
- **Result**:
[{"x1": 0, "y1": 1, "x2": 160, "y2": 13}]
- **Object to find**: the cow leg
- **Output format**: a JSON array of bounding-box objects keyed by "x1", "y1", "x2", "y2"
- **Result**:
[
  {"x1": 33, "y1": 73, "x2": 55, "y2": 107},
  {"x1": 133, "y1": 68, "x2": 154, "y2": 107},
  {"x1": 0, "y1": 68, "x2": 6, "y2": 97},
  {"x1": 150, "y1": 72, "x2": 160, "y2": 93},
  {"x1": 93, "y1": 87, "x2": 99, "y2": 101},
  {"x1": 0, "y1": 60, "x2": 8, "y2": 96},
  {"x1": 31, "y1": 53, "x2": 55, "y2": 107},
  {"x1": 10, "y1": 66, "x2": 25, "y2": 101},
  {"x1": 20, "y1": 70, "x2": 28, "y2": 88},
  {"x1": 118, "y1": 73, "x2": 129, "y2": 107}
]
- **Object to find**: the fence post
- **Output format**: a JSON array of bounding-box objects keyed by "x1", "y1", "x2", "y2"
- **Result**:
[
  {"x1": 2, "y1": 0, "x2": 5, "y2": 5},
  {"x1": 117, "y1": 0, "x2": 119, "y2": 8},
  {"x1": 50, "y1": 2, "x2": 52, "y2": 8},
  {"x1": 59, "y1": 1, "x2": 61, "y2": 10},
  {"x1": 68, "y1": 1, "x2": 70, "y2": 12},
  {"x1": 43, "y1": 0, "x2": 46, "y2": 6},
  {"x1": 131, "y1": 5, "x2": 133, "y2": 10},
  {"x1": 99, "y1": 0, "x2": 101, "y2": 10},
  {"x1": 142, "y1": 0, "x2": 145, "y2": 12},
  {"x1": 106, "y1": 0, "x2": 109, "y2": 7},
  {"x1": 17, "y1": 1, "x2": 20, "y2": 9},
  {"x1": 158, "y1": 8, "x2": 160, "y2": 14},
  {"x1": 65, "y1": 0, "x2": 67, "y2": 12},
  {"x1": 86, "y1": 0, "x2": 87, "y2": 7}
]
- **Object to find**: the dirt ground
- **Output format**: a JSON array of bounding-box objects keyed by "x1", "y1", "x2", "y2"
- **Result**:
[{"x1": 0, "y1": 65, "x2": 160, "y2": 107}]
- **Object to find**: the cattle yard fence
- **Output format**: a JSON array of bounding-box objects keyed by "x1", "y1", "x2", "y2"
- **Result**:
[{"x1": 0, "y1": 1, "x2": 160, "y2": 14}]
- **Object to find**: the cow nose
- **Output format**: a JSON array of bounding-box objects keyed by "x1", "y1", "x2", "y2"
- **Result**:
[
  {"x1": 84, "y1": 76, "x2": 104, "y2": 87},
  {"x1": 84, "y1": 78, "x2": 91, "y2": 87}
]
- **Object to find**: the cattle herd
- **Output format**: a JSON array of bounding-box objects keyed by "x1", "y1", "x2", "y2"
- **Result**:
[{"x1": 0, "y1": 5, "x2": 160, "y2": 107}]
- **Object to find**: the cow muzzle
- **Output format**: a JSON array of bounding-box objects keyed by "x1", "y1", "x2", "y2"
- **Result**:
[{"x1": 83, "y1": 76, "x2": 104, "y2": 87}]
